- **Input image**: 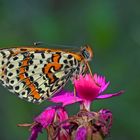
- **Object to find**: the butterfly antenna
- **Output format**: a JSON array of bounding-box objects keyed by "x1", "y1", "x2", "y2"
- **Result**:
[
  {"x1": 45, "y1": 43, "x2": 77, "y2": 49},
  {"x1": 33, "y1": 42, "x2": 45, "y2": 47},
  {"x1": 33, "y1": 42, "x2": 79, "y2": 51}
]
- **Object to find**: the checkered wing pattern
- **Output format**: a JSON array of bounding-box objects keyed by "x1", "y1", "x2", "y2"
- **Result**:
[{"x1": 0, "y1": 47, "x2": 85, "y2": 103}]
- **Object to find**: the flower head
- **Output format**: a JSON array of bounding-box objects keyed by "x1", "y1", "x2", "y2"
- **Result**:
[
  {"x1": 34, "y1": 106, "x2": 56, "y2": 128},
  {"x1": 18, "y1": 74, "x2": 124, "y2": 140},
  {"x1": 20, "y1": 106, "x2": 69, "y2": 140},
  {"x1": 74, "y1": 74, "x2": 110, "y2": 101},
  {"x1": 29, "y1": 123, "x2": 42, "y2": 140},
  {"x1": 51, "y1": 74, "x2": 124, "y2": 110},
  {"x1": 35, "y1": 106, "x2": 68, "y2": 127},
  {"x1": 68, "y1": 109, "x2": 112, "y2": 140}
]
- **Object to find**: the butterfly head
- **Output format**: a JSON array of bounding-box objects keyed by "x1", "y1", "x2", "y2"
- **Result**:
[{"x1": 81, "y1": 45, "x2": 93, "y2": 61}]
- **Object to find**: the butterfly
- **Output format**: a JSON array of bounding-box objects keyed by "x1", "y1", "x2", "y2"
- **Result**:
[{"x1": 0, "y1": 45, "x2": 93, "y2": 103}]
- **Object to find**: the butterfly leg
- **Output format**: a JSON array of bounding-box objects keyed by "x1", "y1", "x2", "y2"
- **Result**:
[
  {"x1": 86, "y1": 62, "x2": 93, "y2": 76},
  {"x1": 74, "y1": 86, "x2": 76, "y2": 96}
]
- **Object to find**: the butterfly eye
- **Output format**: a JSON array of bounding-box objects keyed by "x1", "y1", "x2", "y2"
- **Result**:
[
  {"x1": 81, "y1": 48, "x2": 90, "y2": 61},
  {"x1": 81, "y1": 45, "x2": 93, "y2": 61},
  {"x1": 82, "y1": 49, "x2": 90, "y2": 59}
]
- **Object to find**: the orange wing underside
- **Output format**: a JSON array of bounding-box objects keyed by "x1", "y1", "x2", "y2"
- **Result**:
[
  {"x1": 15, "y1": 47, "x2": 82, "y2": 101},
  {"x1": 18, "y1": 58, "x2": 41, "y2": 100},
  {"x1": 0, "y1": 46, "x2": 86, "y2": 103}
]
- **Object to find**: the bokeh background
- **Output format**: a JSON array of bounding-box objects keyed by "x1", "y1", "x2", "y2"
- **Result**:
[{"x1": 0, "y1": 0, "x2": 139, "y2": 140}]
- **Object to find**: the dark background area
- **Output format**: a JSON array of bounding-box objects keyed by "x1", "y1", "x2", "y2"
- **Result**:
[{"x1": 0, "y1": 0, "x2": 139, "y2": 140}]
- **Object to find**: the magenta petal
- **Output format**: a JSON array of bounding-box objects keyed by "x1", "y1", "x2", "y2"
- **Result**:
[
  {"x1": 75, "y1": 126, "x2": 87, "y2": 140},
  {"x1": 57, "y1": 107, "x2": 68, "y2": 122},
  {"x1": 50, "y1": 92, "x2": 82, "y2": 106},
  {"x1": 35, "y1": 106, "x2": 68, "y2": 129},
  {"x1": 74, "y1": 74, "x2": 100, "y2": 101},
  {"x1": 96, "y1": 90, "x2": 124, "y2": 99},
  {"x1": 99, "y1": 81, "x2": 110, "y2": 94},
  {"x1": 29, "y1": 124, "x2": 42, "y2": 140},
  {"x1": 93, "y1": 73, "x2": 97, "y2": 81},
  {"x1": 35, "y1": 107, "x2": 55, "y2": 128},
  {"x1": 98, "y1": 109, "x2": 113, "y2": 135},
  {"x1": 99, "y1": 109, "x2": 112, "y2": 129}
]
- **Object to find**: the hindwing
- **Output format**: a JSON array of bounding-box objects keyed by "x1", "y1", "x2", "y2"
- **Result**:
[{"x1": 0, "y1": 47, "x2": 82, "y2": 103}]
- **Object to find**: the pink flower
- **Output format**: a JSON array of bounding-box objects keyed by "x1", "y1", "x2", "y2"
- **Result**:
[
  {"x1": 75, "y1": 126, "x2": 87, "y2": 140},
  {"x1": 74, "y1": 74, "x2": 110, "y2": 101},
  {"x1": 19, "y1": 73, "x2": 123, "y2": 139},
  {"x1": 74, "y1": 73, "x2": 122, "y2": 101},
  {"x1": 34, "y1": 106, "x2": 55, "y2": 128},
  {"x1": 98, "y1": 109, "x2": 113, "y2": 135},
  {"x1": 51, "y1": 74, "x2": 124, "y2": 110},
  {"x1": 28, "y1": 123, "x2": 42, "y2": 140},
  {"x1": 35, "y1": 106, "x2": 68, "y2": 127},
  {"x1": 19, "y1": 108, "x2": 113, "y2": 140},
  {"x1": 51, "y1": 91, "x2": 82, "y2": 106},
  {"x1": 29, "y1": 106, "x2": 68, "y2": 140}
]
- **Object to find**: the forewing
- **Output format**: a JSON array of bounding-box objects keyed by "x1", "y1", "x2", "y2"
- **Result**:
[{"x1": 0, "y1": 47, "x2": 79, "y2": 103}]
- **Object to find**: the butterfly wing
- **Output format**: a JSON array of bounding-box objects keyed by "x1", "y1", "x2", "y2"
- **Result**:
[{"x1": 0, "y1": 47, "x2": 81, "y2": 103}]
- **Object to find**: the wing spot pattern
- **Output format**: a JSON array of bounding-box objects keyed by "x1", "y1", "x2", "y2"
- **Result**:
[
  {"x1": 43, "y1": 53, "x2": 62, "y2": 84},
  {"x1": 17, "y1": 57, "x2": 41, "y2": 100},
  {"x1": 0, "y1": 47, "x2": 87, "y2": 103}
]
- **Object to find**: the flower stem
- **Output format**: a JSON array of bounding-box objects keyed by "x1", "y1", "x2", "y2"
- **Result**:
[{"x1": 80, "y1": 101, "x2": 91, "y2": 111}]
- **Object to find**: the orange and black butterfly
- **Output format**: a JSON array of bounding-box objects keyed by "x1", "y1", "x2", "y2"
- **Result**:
[{"x1": 0, "y1": 44, "x2": 93, "y2": 103}]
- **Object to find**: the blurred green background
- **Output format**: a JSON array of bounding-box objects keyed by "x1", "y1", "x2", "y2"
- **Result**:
[{"x1": 0, "y1": 0, "x2": 139, "y2": 140}]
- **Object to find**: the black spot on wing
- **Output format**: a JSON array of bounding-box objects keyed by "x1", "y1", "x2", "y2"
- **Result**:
[
  {"x1": 29, "y1": 76, "x2": 34, "y2": 81},
  {"x1": 26, "y1": 66, "x2": 29, "y2": 71},
  {"x1": 10, "y1": 80, "x2": 14, "y2": 84},
  {"x1": 34, "y1": 82, "x2": 39, "y2": 87},
  {"x1": 64, "y1": 65, "x2": 70, "y2": 69},
  {"x1": 63, "y1": 60, "x2": 68, "y2": 64},
  {"x1": 25, "y1": 72, "x2": 28, "y2": 77},
  {"x1": 21, "y1": 91, "x2": 26, "y2": 95},
  {"x1": 30, "y1": 53, "x2": 34, "y2": 59},
  {"x1": 40, "y1": 60, "x2": 43, "y2": 64},
  {"x1": 69, "y1": 60, "x2": 73, "y2": 66},
  {"x1": 15, "y1": 86, "x2": 19, "y2": 90},
  {"x1": 8, "y1": 72, "x2": 13, "y2": 77},
  {"x1": 1, "y1": 61, "x2": 4, "y2": 65},
  {"x1": 16, "y1": 69, "x2": 20, "y2": 74},
  {"x1": 26, "y1": 87, "x2": 31, "y2": 94},
  {"x1": 41, "y1": 53, "x2": 45, "y2": 59},
  {"x1": 13, "y1": 56, "x2": 19, "y2": 60},
  {"x1": 34, "y1": 65, "x2": 37, "y2": 69},
  {"x1": 68, "y1": 54, "x2": 73, "y2": 59},
  {"x1": 29, "y1": 60, "x2": 33, "y2": 65},
  {"x1": 1, "y1": 51, "x2": 6, "y2": 58}
]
